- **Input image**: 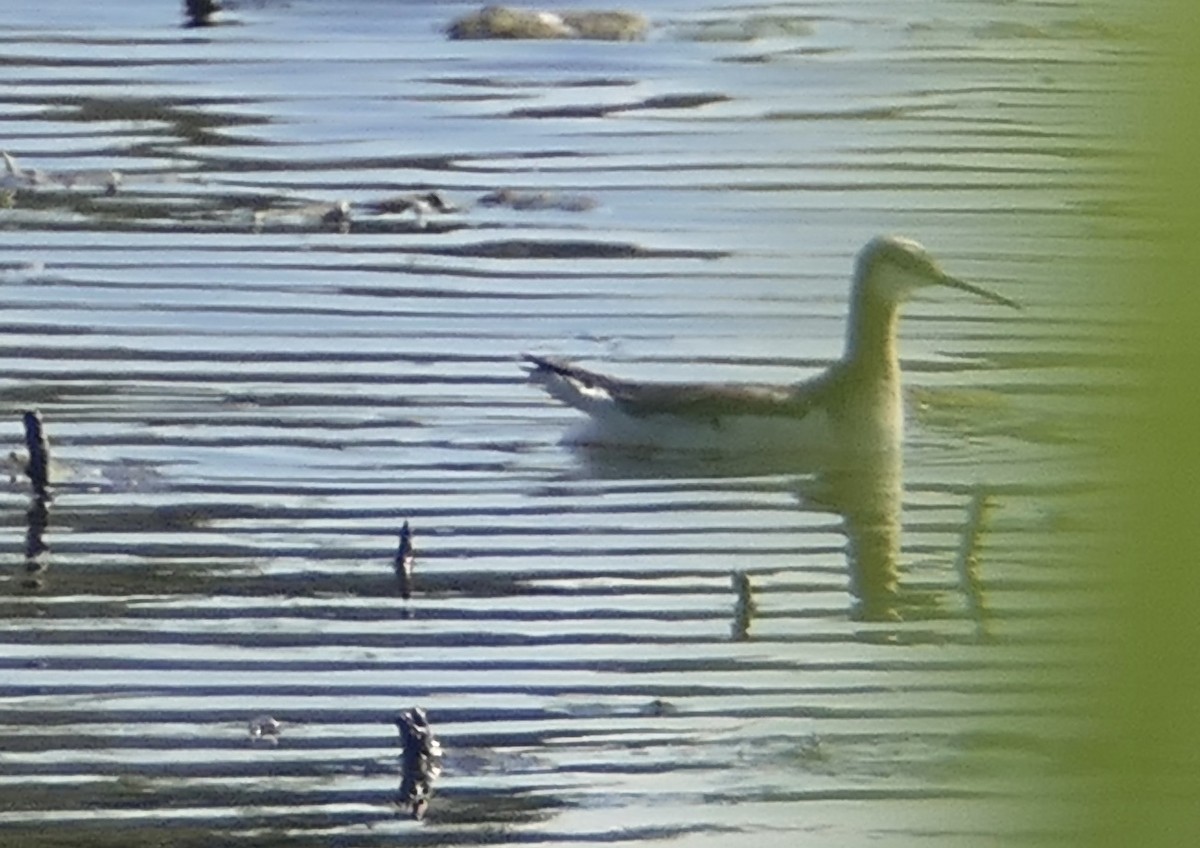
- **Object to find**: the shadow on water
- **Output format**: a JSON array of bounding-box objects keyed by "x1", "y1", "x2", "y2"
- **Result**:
[{"x1": 0, "y1": 787, "x2": 564, "y2": 848}]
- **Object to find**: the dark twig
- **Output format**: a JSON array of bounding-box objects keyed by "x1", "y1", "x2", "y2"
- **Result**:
[
  {"x1": 395, "y1": 707, "x2": 442, "y2": 820},
  {"x1": 395, "y1": 520, "x2": 415, "y2": 600},
  {"x1": 19, "y1": 411, "x2": 52, "y2": 588},
  {"x1": 731, "y1": 571, "x2": 756, "y2": 640},
  {"x1": 22, "y1": 410, "x2": 51, "y2": 501}
]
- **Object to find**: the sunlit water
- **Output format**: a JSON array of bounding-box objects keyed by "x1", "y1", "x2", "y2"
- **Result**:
[{"x1": 0, "y1": 0, "x2": 1138, "y2": 844}]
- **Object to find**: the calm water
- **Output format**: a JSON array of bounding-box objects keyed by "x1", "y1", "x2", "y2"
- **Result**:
[{"x1": 0, "y1": 0, "x2": 1138, "y2": 844}]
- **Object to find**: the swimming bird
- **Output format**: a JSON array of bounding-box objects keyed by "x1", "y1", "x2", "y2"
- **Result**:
[{"x1": 523, "y1": 235, "x2": 1018, "y2": 458}]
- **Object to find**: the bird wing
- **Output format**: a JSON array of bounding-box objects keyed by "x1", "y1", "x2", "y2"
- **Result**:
[{"x1": 523, "y1": 354, "x2": 836, "y2": 420}]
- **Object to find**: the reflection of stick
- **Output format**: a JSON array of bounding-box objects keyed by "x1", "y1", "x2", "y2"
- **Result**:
[
  {"x1": 21, "y1": 411, "x2": 52, "y2": 588},
  {"x1": 395, "y1": 521, "x2": 415, "y2": 600},
  {"x1": 22, "y1": 410, "x2": 51, "y2": 501},
  {"x1": 24, "y1": 495, "x2": 50, "y2": 586},
  {"x1": 731, "y1": 571, "x2": 756, "y2": 640},
  {"x1": 954, "y1": 488, "x2": 992, "y2": 635}
]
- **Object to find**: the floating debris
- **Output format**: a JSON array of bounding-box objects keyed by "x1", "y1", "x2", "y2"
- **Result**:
[
  {"x1": 673, "y1": 13, "x2": 816, "y2": 43},
  {"x1": 478, "y1": 188, "x2": 597, "y2": 212},
  {"x1": 731, "y1": 571, "x2": 756, "y2": 640},
  {"x1": 954, "y1": 487, "x2": 993, "y2": 639},
  {"x1": 1, "y1": 152, "x2": 39, "y2": 189},
  {"x1": 796, "y1": 733, "x2": 827, "y2": 763},
  {"x1": 248, "y1": 714, "x2": 282, "y2": 747},
  {"x1": 320, "y1": 200, "x2": 352, "y2": 232},
  {"x1": 366, "y1": 191, "x2": 457, "y2": 227},
  {"x1": 253, "y1": 200, "x2": 353, "y2": 233},
  {"x1": 184, "y1": 0, "x2": 222, "y2": 27},
  {"x1": 395, "y1": 520, "x2": 415, "y2": 600},
  {"x1": 643, "y1": 698, "x2": 677, "y2": 717},
  {"x1": 447, "y1": 5, "x2": 648, "y2": 41},
  {"x1": 2, "y1": 151, "x2": 121, "y2": 195},
  {"x1": 395, "y1": 707, "x2": 443, "y2": 820},
  {"x1": 5, "y1": 450, "x2": 24, "y2": 484}
]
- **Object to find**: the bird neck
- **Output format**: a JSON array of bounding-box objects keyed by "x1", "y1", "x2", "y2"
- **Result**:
[{"x1": 842, "y1": 290, "x2": 901, "y2": 382}]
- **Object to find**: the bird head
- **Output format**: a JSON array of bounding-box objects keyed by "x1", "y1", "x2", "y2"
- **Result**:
[{"x1": 854, "y1": 235, "x2": 1020, "y2": 309}]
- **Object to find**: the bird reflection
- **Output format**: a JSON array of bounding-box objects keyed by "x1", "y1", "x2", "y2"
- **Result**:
[
  {"x1": 802, "y1": 452, "x2": 902, "y2": 622},
  {"x1": 16, "y1": 410, "x2": 52, "y2": 591},
  {"x1": 566, "y1": 444, "x2": 909, "y2": 623}
]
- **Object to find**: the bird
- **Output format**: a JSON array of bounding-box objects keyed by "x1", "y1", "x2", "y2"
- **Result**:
[{"x1": 523, "y1": 235, "x2": 1019, "y2": 459}]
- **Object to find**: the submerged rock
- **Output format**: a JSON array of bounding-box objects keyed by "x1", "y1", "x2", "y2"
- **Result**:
[
  {"x1": 673, "y1": 13, "x2": 815, "y2": 43},
  {"x1": 478, "y1": 188, "x2": 597, "y2": 212},
  {"x1": 449, "y1": 6, "x2": 572, "y2": 39},
  {"x1": 562, "y1": 9, "x2": 648, "y2": 41},
  {"x1": 447, "y1": 5, "x2": 648, "y2": 41}
]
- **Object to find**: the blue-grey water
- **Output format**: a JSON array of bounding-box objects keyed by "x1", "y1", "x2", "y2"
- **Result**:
[{"x1": 0, "y1": 0, "x2": 1136, "y2": 844}]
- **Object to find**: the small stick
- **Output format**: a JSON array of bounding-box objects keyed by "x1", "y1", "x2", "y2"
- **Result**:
[
  {"x1": 395, "y1": 521, "x2": 415, "y2": 600},
  {"x1": 395, "y1": 707, "x2": 442, "y2": 820},
  {"x1": 22, "y1": 410, "x2": 51, "y2": 501}
]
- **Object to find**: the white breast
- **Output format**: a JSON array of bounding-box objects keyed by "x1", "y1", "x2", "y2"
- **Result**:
[{"x1": 562, "y1": 407, "x2": 840, "y2": 455}]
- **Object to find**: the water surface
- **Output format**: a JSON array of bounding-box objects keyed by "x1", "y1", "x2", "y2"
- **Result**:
[{"x1": 0, "y1": 0, "x2": 1137, "y2": 844}]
